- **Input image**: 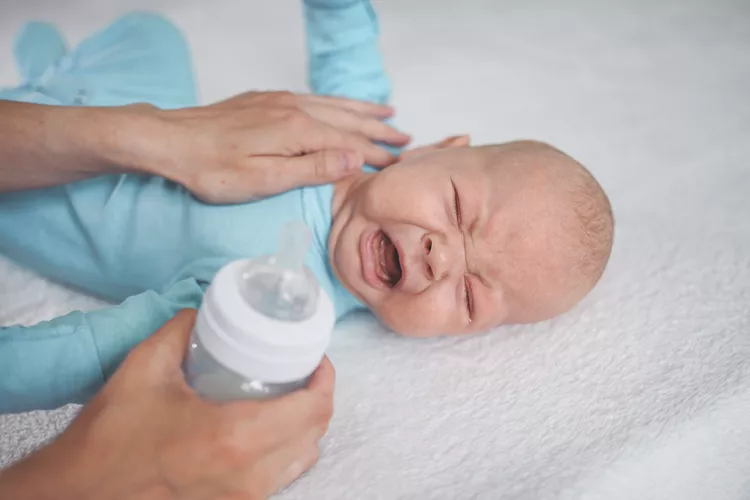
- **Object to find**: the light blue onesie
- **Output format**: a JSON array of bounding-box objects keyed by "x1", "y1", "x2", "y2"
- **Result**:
[{"x1": 0, "y1": 0, "x2": 392, "y2": 413}]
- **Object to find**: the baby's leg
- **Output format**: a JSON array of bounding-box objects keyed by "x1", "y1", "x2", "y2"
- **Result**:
[
  {"x1": 4, "y1": 13, "x2": 196, "y2": 108},
  {"x1": 0, "y1": 14, "x2": 207, "y2": 412},
  {"x1": 0, "y1": 13, "x2": 197, "y2": 300},
  {"x1": 303, "y1": 0, "x2": 391, "y2": 105}
]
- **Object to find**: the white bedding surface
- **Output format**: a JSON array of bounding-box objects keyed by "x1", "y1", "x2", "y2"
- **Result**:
[{"x1": 1, "y1": 0, "x2": 749, "y2": 498}]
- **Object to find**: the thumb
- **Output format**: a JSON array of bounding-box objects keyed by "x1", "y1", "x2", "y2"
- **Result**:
[
  {"x1": 125, "y1": 309, "x2": 198, "y2": 380},
  {"x1": 273, "y1": 150, "x2": 364, "y2": 191},
  {"x1": 229, "y1": 150, "x2": 363, "y2": 200}
]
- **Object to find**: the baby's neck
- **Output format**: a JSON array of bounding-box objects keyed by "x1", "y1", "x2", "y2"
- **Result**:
[{"x1": 331, "y1": 171, "x2": 371, "y2": 218}]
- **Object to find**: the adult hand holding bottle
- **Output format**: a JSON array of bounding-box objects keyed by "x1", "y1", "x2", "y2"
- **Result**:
[{"x1": 0, "y1": 310, "x2": 334, "y2": 500}]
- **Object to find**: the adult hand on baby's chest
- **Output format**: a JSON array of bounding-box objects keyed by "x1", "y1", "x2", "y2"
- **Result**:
[{"x1": 139, "y1": 91, "x2": 410, "y2": 203}]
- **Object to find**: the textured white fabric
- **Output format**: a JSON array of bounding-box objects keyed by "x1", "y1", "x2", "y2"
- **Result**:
[{"x1": 1, "y1": 0, "x2": 749, "y2": 498}]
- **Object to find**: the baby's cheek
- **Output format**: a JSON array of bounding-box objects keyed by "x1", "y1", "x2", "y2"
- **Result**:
[{"x1": 375, "y1": 294, "x2": 453, "y2": 337}]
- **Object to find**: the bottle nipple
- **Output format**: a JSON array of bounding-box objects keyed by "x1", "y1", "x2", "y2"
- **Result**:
[{"x1": 240, "y1": 221, "x2": 320, "y2": 321}]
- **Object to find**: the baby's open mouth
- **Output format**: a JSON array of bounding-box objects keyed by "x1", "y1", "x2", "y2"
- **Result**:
[{"x1": 374, "y1": 230, "x2": 402, "y2": 287}]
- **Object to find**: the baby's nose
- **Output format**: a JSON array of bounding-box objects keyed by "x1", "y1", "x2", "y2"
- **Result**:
[{"x1": 424, "y1": 233, "x2": 459, "y2": 282}]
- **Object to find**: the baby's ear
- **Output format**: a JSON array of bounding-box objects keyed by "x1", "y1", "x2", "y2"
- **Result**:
[{"x1": 400, "y1": 135, "x2": 470, "y2": 160}]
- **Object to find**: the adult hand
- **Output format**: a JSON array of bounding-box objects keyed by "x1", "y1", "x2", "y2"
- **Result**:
[
  {"x1": 0, "y1": 310, "x2": 335, "y2": 500},
  {"x1": 1, "y1": 91, "x2": 408, "y2": 201},
  {"x1": 132, "y1": 91, "x2": 411, "y2": 203}
]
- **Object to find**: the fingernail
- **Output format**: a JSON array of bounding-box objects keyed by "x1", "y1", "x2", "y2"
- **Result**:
[{"x1": 445, "y1": 135, "x2": 469, "y2": 145}]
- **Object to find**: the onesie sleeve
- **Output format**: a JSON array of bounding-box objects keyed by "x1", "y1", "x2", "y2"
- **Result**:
[
  {"x1": 303, "y1": 0, "x2": 391, "y2": 105},
  {"x1": 0, "y1": 277, "x2": 204, "y2": 414}
]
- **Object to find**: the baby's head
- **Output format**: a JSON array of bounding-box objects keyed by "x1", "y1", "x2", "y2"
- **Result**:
[{"x1": 329, "y1": 137, "x2": 613, "y2": 336}]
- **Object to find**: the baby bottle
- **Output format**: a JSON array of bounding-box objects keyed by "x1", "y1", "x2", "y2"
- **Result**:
[{"x1": 183, "y1": 221, "x2": 335, "y2": 401}]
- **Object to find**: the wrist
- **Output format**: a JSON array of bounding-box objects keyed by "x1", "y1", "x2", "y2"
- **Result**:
[
  {"x1": 36, "y1": 105, "x2": 138, "y2": 178},
  {"x1": 75, "y1": 105, "x2": 170, "y2": 178}
]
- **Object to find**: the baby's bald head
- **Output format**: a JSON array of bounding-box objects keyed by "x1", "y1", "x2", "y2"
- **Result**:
[{"x1": 480, "y1": 140, "x2": 613, "y2": 304}]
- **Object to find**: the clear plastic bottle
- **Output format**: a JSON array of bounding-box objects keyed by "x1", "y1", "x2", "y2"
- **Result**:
[{"x1": 183, "y1": 221, "x2": 335, "y2": 402}]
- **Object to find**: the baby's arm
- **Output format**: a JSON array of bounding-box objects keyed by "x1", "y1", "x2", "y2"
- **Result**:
[
  {"x1": 0, "y1": 277, "x2": 203, "y2": 413},
  {"x1": 303, "y1": 0, "x2": 391, "y2": 105}
]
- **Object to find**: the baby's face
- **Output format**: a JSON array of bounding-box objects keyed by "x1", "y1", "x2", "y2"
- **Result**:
[{"x1": 329, "y1": 142, "x2": 592, "y2": 336}]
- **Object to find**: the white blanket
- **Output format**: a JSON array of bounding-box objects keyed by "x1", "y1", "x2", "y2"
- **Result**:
[{"x1": 2, "y1": 0, "x2": 749, "y2": 498}]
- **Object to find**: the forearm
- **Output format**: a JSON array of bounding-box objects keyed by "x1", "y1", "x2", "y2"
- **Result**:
[
  {"x1": 0, "y1": 101, "x2": 165, "y2": 192},
  {"x1": 0, "y1": 450, "x2": 86, "y2": 500},
  {"x1": 0, "y1": 437, "x2": 155, "y2": 500}
]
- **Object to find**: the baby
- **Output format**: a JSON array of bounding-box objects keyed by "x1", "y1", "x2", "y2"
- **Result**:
[{"x1": 0, "y1": 1, "x2": 613, "y2": 412}]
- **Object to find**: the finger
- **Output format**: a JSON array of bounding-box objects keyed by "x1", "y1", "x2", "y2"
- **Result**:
[
  {"x1": 304, "y1": 103, "x2": 410, "y2": 146},
  {"x1": 226, "y1": 366, "x2": 333, "y2": 432},
  {"x1": 218, "y1": 399, "x2": 327, "y2": 472},
  {"x1": 125, "y1": 309, "x2": 198, "y2": 378},
  {"x1": 305, "y1": 94, "x2": 394, "y2": 118},
  {"x1": 359, "y1": 141, "x2": 399, "y2": 168},
  {"x1": 399, "y1": 135, "x2": 472, "y2": 160},
  {"x1": 234, "y1": 150, "x2": 363, "y2": 197},
  {"x1": 140, "y1": 309, "x2": 197, "y2": 355},
  {"x1": 241, "y1": 428, "x2": 321, "y2": 498},
  {"x1": 258, "y1": 357, "x2": 336, "y2": 435},
  {"x1": 208, "y1": 90, "x2": 261, "y2": 108},
  {"x1": 122, "y1": 102, "x2": 159, "y2": 113},
  {"x1": 304, "y1": 357, "x2": 336, "y2": 435},
  {"x1": 306, "y1": 356, "x2": 336, "y2": 397},
  {"x1": 285, "y1": 116, "x2": 398, "y2": 168},
  {"x1": 311, "y1": 127, "x2": 398, "y2": 168},
  {"x1": 231, "y1": 375, "x2": 334, "y2": 448},
  {"x1": 441, "y1": 134, "x2": 471, "y2": 147}
]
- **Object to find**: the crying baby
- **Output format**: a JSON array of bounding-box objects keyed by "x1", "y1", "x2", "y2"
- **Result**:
[{"x1": 0, "y1": 0, "x2": 612, "y2": 412}]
